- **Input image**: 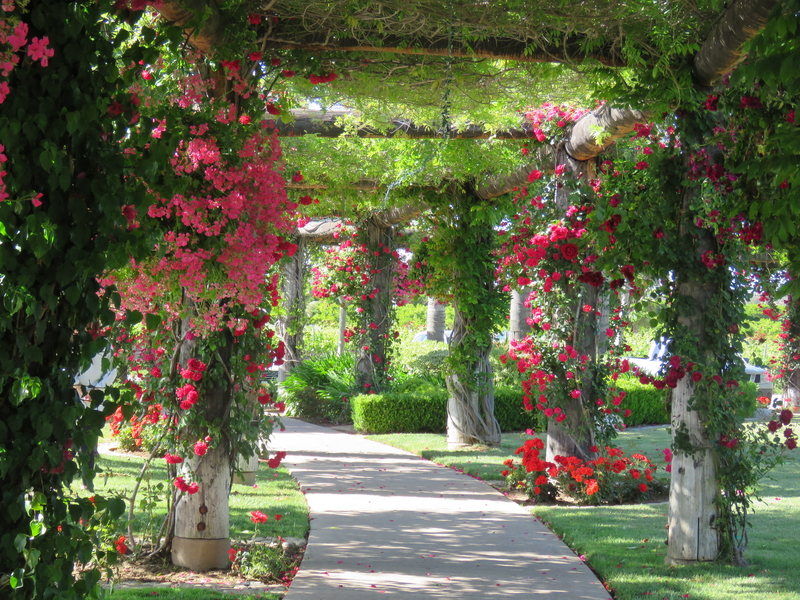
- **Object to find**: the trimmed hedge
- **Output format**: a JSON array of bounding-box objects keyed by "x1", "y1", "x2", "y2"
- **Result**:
[
  {"x1": 494, "y1": 387, "x2": 546, "y2": 432},
  {"x1": 352, "y1": 387, "x2": 448, "y2": 433},
  {"x1": 351, "y1": 385, "x2": 545, "y2": 434},
  {"x1": 613, "y1": 376, "x2": 759, "y2": 427},
  {"x1": 614, "y1": 375, "x2": 670, "y2": 427}
]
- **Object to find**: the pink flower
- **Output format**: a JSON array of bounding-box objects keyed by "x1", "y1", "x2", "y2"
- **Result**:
[
  {"x1": 0, "y1": 81, "x2": 9, "y2": 104},
  {"x1": 27, "y1": 36, "x2": 54, "y2": 67},
  {"x1": 634, "y1": 161, "x2": 649, "y2": 170},
  {"x1": 194, "y1": 440, "x2": 209, "y2": 456},
  {"x1": 7, "y1": 22, "x2": 28, "y2": 51},
  {"x1": 528, "y1": 169, "x2": 542, "y2": 182},
  {"x1": 248, "y1": 14, "x2": 261, "y2": 24},
  {"x1": 141, "y1": 70, "x2": 153, "y2": 80},
  {"x1": 554, "y1": 164, "x2": 566, "y2": 176}
]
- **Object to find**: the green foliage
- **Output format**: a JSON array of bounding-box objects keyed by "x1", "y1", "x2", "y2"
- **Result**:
[
  {"x1": 281, "y1": 354, "x2": 355, "y2": 424},
  {"x1": 493, "y1": 387, "x2": 546, "y2": 432},
  {"x1": 112, "y1": 420, "x2": 162, "y2": 454},
  {"x1": 234, "y1": 542, "x2": 302, "y2": 586},
  {"x1": 351, "y1": 388, "x2": 448, "y2": 433},
  {"x1": 393, "y1": 344, "x2": 449, "y2": 387},
  {"x1": 0, "y1": 2, "x2": 157, "y2": 596},
  {"x1": 613, "y1": 374, "x2": 670, "y2": 426},
  {"x1": 351, "y1": 384, "x2": 544, "y2": 433}
]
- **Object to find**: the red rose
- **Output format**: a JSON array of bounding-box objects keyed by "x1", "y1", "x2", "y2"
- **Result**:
[{"x1": 561, "y1": 243, "x2": 579, "y2": 261}]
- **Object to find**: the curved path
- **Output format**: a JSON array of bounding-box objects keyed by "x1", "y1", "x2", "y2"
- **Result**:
[{"x1": 272, "y1": 419, "x2": 611, "y2": 599}]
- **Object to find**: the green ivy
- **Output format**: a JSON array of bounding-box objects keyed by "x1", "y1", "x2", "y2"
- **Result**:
[{"x1": 0, "y1": 1, "x2": 152, "y2": 597}]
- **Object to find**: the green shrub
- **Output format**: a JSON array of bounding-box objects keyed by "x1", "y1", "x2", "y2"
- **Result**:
[
  {"x1": 351, "y1": 384, "x2": 545, "y2": 434},
  {"x1": 737, "y1": 380, "x2": 759, "y2": 417},
  {"x1": 613, "y1": 375, "x2": 760, "y2": 427},
  {"x1": 614, "y1": 374, "x2": 670, "y2": 427},
  {"x1": 393, "y1": 345, "x2": 449, "y2": 387},
  {"x1": 281, "y1": 354, "x2": 355, "y2": 424},
  {"x1": 351, "y1": 387, "x2": 448, "y2": 433},
  {"x1": 494, "y1": 386, "x2": 546, "y2": 432}
]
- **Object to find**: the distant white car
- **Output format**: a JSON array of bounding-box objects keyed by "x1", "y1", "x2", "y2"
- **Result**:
[
  {"x1": 412, "y1": 330, "x2": 453, "y2": 343},
  {"x1": 411, "y1": 330, "x2": 508, "y2": 344},
  {"x1": 624, "y1": 339, "x2": 772, "y2": 396}
]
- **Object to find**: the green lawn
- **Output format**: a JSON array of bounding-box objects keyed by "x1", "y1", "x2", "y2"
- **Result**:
[
  {"x1": 68, "y1": 444, "x2": 309, "y2": 598},
  {"x1": 107, "y1": 587, "x2": 280, "y2": 599},
  {"x1": 368, "y1": 425, "x2": 800, "y2": 600},
  {"x1": 83, "y1": 452, "x2": 309, "y2": 544}
]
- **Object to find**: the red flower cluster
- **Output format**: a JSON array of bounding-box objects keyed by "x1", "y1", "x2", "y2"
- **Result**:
[
  {"x1": 115, "y1": 535, "x2": 129, "y2": 554},
  {"x1": 506, "y1": 438, "x2": 659, "y2": 503},
  {"x1": 250, "y1": 510, "x2": 269, "y2": 524},
  {"x1": 174, "y1": 476, "x2": 199, "y2": 494},
  {"x1": 176, "y1": 383, "x2": 199, "y2": 410},
  {"x1": 194, "y1": 439, "x2": 210, "y2": 456},
  {"x1": 767, "y1": 409, "x2": 797, "y2": 449},
  {"x1": 309, "y1": 71, "x2": 337, "y2": 84},
  {"x1": 267, "y1": 450, "x2": 287, "y2": 469}
]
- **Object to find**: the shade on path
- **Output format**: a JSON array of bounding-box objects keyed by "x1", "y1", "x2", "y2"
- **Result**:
[{"x1": 272, "y1": 418, "x2": 611, "y2": 599}]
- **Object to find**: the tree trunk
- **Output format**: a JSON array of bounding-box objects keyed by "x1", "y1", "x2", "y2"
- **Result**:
[
  {"x1": 156, "y1": 0, "x2": 227, "y2": 55},
  {"x1": 545, "y1": 282, "x2": 600, "y2": 463},
  {"x1": 545, "y1": 147, "x2": 598, "y2": 462},
  {"x1": 785, "y1": 369, "x2": 800, "y2": 410},
  {"x1": 666, "y1": 164, "x2": 720, "y2": 565},
  {"x1": 509, "y1": 288, "x2": 532, "y2": 344},
  {"x1": 692, "y1": 0, "x2": 778, "y2": 88},
  {"x1": 277, "y1": 236, "x2": 307, "y2": 383},
  {"x1": 666, "y1": 374, "x2": 719, "y2": 564},
  {"x1": 172, "y1": 329, "x2": 234, "y2": 571},
  {"x1": 355, "y1": 217, "x2": 395, "y2": 392},
  {"x1": 446, "y1": 307, "x2": 502, "y2": 448},
  {"x1": 426, "y1": 297, "x2": 447, "y2": 342},
  {"x1": 665, "y1": 275, "x2": 720, "y2": 564},
  {"x1": 338, "y1": 298, "x2": 347, "y2": 357}
]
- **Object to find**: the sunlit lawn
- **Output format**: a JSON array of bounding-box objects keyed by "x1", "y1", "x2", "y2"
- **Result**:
[
  {"x1": 108, "y1": 587, "x2": 280, "y2": 599},
  {"x1": 368, "y1": 424, "x2": 800, "y2": 600},
  {"x1": 72, "y1": 446, "x2": 309, "y2": 546}
]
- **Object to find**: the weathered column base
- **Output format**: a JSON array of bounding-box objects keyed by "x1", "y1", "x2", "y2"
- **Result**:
[
  {"x1": 233, "y1": 454, "x2": 259, "y2": 486},
  {"x1": 172, "y1": 537, "x2": 230, "y2": 571},
  {"x1": 233, "y1": 471, "x2": 256, "y2": 486}
]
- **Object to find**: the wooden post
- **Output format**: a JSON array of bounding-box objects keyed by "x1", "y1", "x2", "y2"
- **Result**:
[{"x1": 172, "y1": 446, "x2": 232, "y2": 570}]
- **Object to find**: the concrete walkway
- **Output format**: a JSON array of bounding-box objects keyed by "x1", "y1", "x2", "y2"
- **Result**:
[{"x1": 272, "y1": 419, "x2": 611, "y2": 599}]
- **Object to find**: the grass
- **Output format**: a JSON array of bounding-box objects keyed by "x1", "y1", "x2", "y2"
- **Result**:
[
  {"x1": 81, "y1": 452, "x2": 309, "y2": 544},
  {"x1": 364, "y1": 431, "x2": 532, "y2": 481},
  {"x1": 67, "y1": 437, "x2": 309, "y2": 598},
  {"x1": 107, "y1": 587, "x2": 280, "y2": 599},
  {"x1": 367, "y1": 425, "x2": 800, "y2": 600}
]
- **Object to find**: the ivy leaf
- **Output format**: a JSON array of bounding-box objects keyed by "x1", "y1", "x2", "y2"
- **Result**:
[{"x1": 145, "y1": 313, "x2": 162, "y2": 330}]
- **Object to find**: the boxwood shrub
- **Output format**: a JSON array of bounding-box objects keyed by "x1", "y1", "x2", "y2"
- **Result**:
[
  {"x1": 351, "y1": 385, "x2": 545, "y2": 434},
  {"x1": 613, "y1": 375, "x2": 759, "y2": 427},
  {"x1": 352, "y1": 386, "x2": 448, "y2": 433},
  {"x1": 614, "y1": 374, "x2": 670, "y2": 427}
]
